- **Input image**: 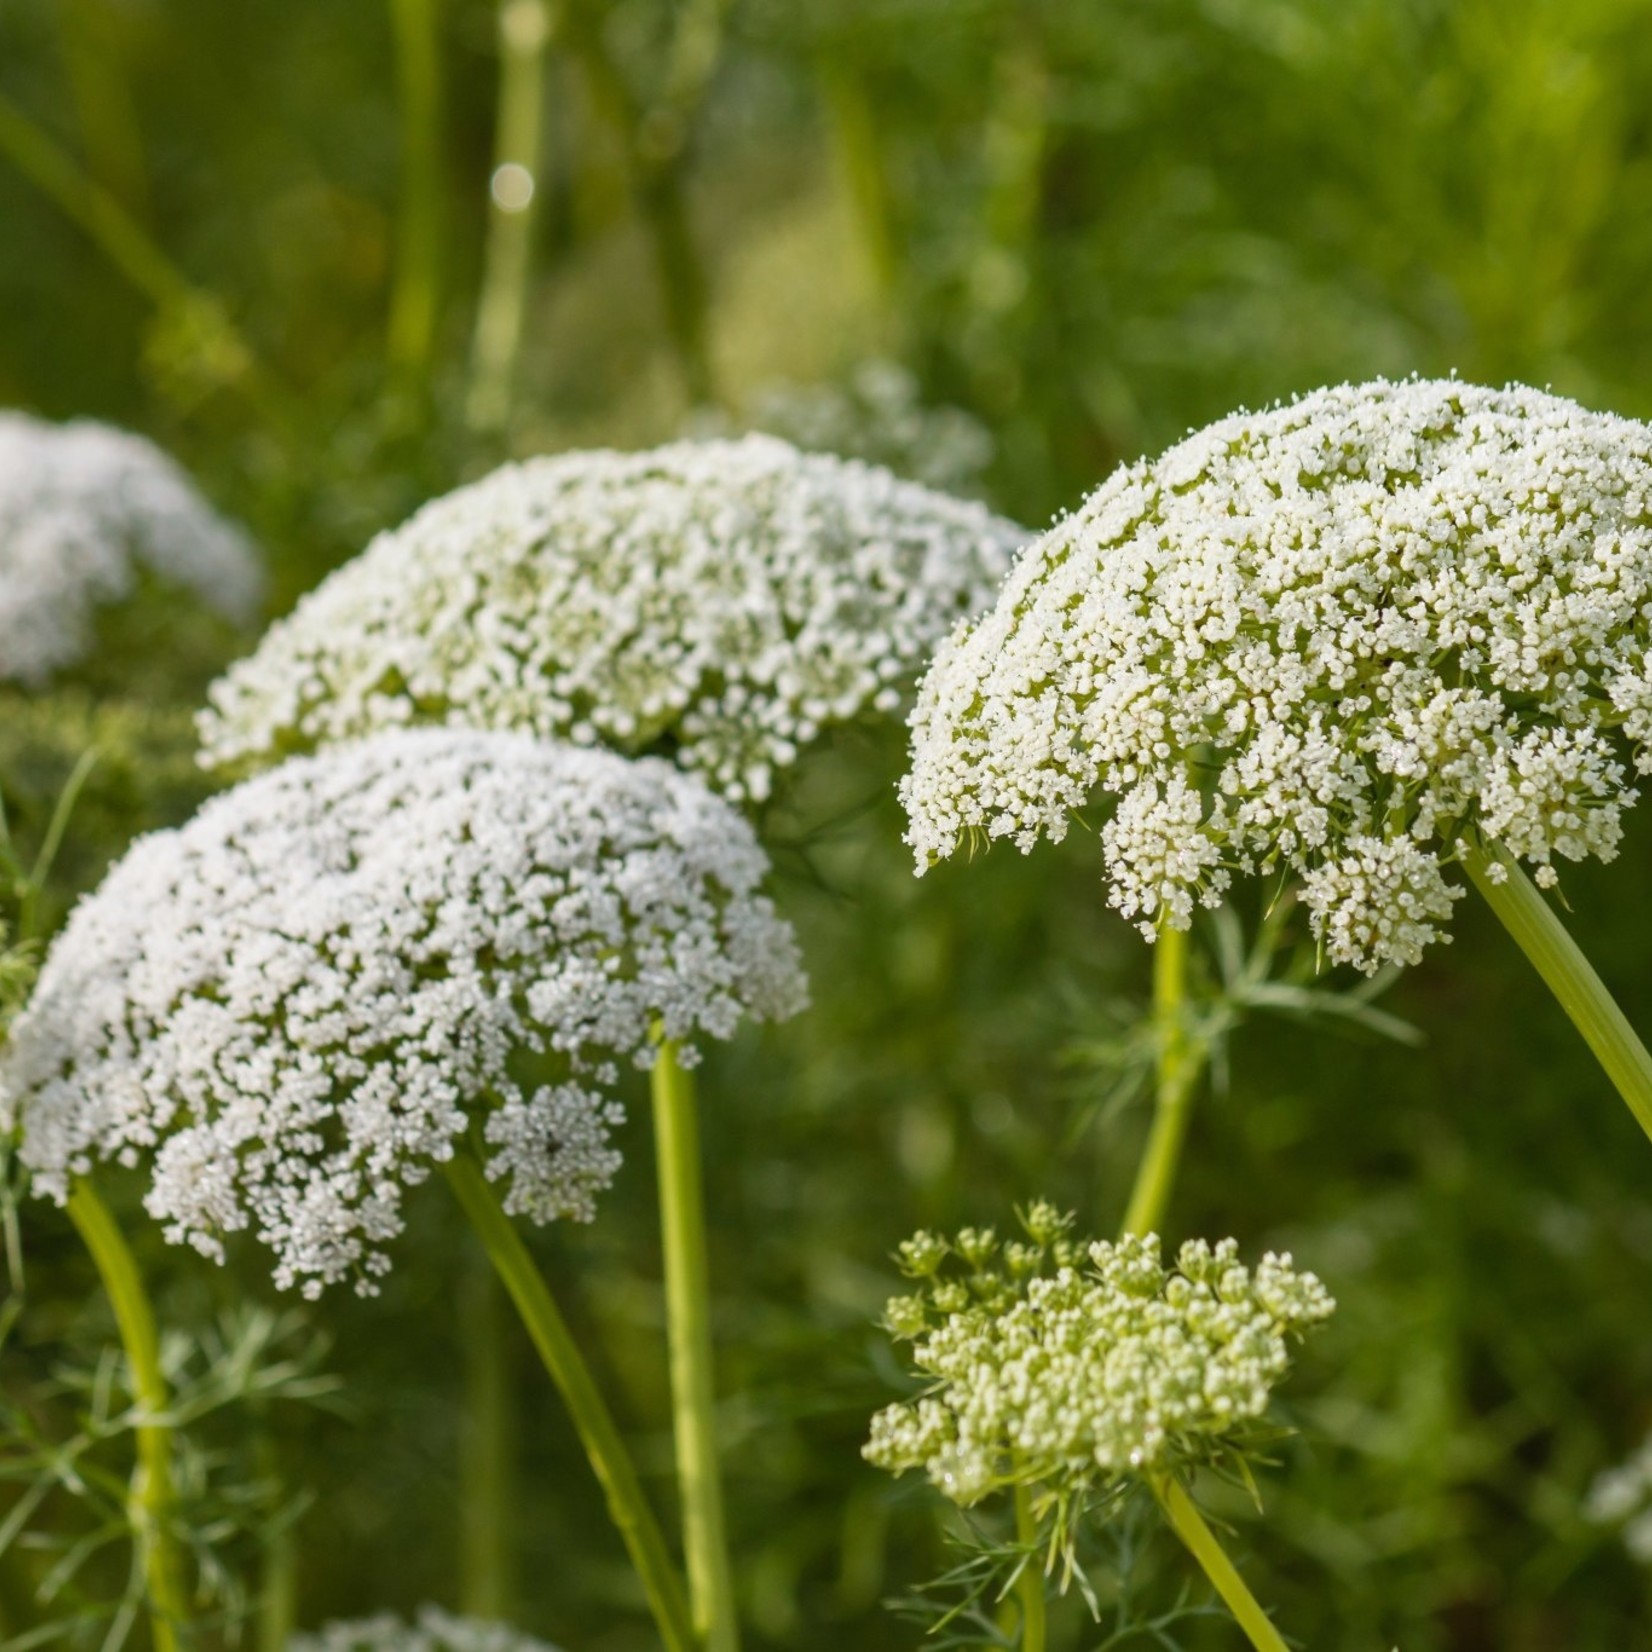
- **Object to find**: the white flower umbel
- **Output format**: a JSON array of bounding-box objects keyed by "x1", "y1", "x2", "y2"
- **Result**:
[
  {"x1": 0, "y1": 728, "x2": 806, "y2": 1297},
  {"x1": 0, "y1": 411, "x2": 262, "y2": 685},
  {"x1": 865, "y1": 1208, "x2": 1334, "y2": 1506},
  {"x1": 904, "y1": 378, "x2": 1652, "y2": 971},
  {"x1": 199, "y1": 434, "x2": 1023, "y2": 803},
  {"x1": 289, "y1": 1607, "x2": 561, "y2": 1652}
]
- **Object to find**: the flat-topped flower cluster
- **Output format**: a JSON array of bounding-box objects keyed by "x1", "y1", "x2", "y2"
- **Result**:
[
  {"x1": 200, "y1": 434, "x2": 1024, "y2": 803},
  {"x1": 865, "y1": 1206, "x2": 1334, "y2": 1505},
  {"x1": 0, "y1": 411, "x2": 261, "y2": 685},
  {"x1": 903, "y1": 379, "x2": 1652, "y2": 970},
  {"x1": 0, "y1": 728, "x2": 806, "y2": 1296},
  {"x1": 290, "y1": 1607, "x2": 560, "y2": 1652}
]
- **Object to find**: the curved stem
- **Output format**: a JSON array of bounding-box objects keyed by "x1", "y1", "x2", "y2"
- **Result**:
[
  {"x1": 652, "y1": 1040, "x2": 740, "y2": 1652},
  {"x1": 1012, "y1": 1483, "x2": 1046, "y2": 1652},
  {"x1": 1151, "y1": 1476, "x2": 1288, "y2": 1652},
  {"x1": 444, "y1": 1155, "x2": 696, "y2": 1652},
  {"x1": 65, "y1": 1182, "x2": 187, "y2": 1652},
  {"x1": 1120, "y1": 924, "x2": 1203, "y2": 1238},
  {"x1": 388, "y1": 0, "x2": 445, "y2": 380},
  {"x1": 1464, "y1": 844, "x2": 1652, "y2": 1145},
  {"x1": 467, "y1": 0, "x2": 551, "y2": 435}
]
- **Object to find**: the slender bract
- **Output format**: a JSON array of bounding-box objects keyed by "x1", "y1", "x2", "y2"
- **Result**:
[
  {"x1": 65, "y1": 1182, "x2": 188, "y2": 1652},
  {"x1": 652, "y1": 1039, "x2": 739, "y2": 1652},
  {"x1": 1464, "y1": 845, "x2": 1652, "y2": 1144},
  {"x1": 446, "y1": 1156, "x2": 696, "y2": 1652},
  {"x1": 1151, "y1": 1477, "x2": 1289, "y2": 1652}
]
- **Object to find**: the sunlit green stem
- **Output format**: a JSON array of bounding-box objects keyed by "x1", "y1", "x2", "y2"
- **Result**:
[
  {"x1": 1151, "y1": 1476, "x2": 1288, "y2": 1652},
  {"x1": 459, "y1": 1255, "x2": 515, "y2": 1619},
  {"x1": 65, "y1": 1182, "x2": 187, "y2": 1652},
  {"x1": 255, "y1": 1505, "x2": 296, "y2": 1652},
  {"x1": 652, "y1": 1039, "x2": 740, "y2": 1652},
  {"x1": 0, "y1": 95, "x2": 284, "y2": 425},
  {"x1": 1464, "y1": 844, "x2": 1652, "y2": 1144},
  {"x1": 467, "y1": 0, "x2": 552, "y2": 434},
  {"x1": 388, "y1": 0, "x2": 444, "y2": 379},
  {"x1": 1012, "y1": 1484, "x2": 1046, "y2": 1652},
  {"x1": 55, "y1": 0, "x2": 150, "y2": 219},
  {"x1": 817, "y1": 53, "x2": 899, "y2": 303},
  {"x1": 444, "y1": 1155, "x2": 696, "y2": 1652},
  {"x1": 1120, "y1": 924, "x2": 1204, "y2": 1238}
]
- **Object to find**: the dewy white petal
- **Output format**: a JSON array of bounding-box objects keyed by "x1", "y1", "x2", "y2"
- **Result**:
[
  {"x1": 289, "y1": 1605, "x2": 563, "y2": 1652},
  {"x1": 0, "y1": 728, "x2": 807, "y2": 1295},
  {"x1": 0, "y1": 411, "x2": 262, "y2": 684},
  {"x1": 198, "y1": 434, "x2": 1023, "y2": 799},
  {"x1": 903, "y1": 378, "x2": 1652, "y2": 971}
]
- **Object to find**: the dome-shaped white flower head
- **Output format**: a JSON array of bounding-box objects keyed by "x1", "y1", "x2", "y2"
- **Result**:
[
  {"x1": 903, "y1": 378, "x2": 1652, "y2": 971},
  {"x1": 289, "y1": 1607, "x2": 561, "y2": 1652},
  {"x1": 0, "y1": 728, "x2": 807, "y2": 1297},
  {"x1": 198, "y1": 435, "x2": 1024, "y2": 803},
  {"x1": 865, "y1": 1207, "x2": 1334, "y2": 1506},
  {"x1": 0, "y1": 411, "x2": 262, "y2": 686}
]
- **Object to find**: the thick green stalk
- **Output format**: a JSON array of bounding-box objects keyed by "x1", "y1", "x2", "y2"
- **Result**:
[
  {"x1": 651, "y1": 1040, "x2": 740, "y2": 1652},
  {"x1": 65, "y1": 1183, "x2": 187, "y2": 1652},
  {"x1": 388, "y1": 0, "x2": 445, "y2": 379},
  {"x1": 459, "y1": 1256, "x2": 515, "y2": 1619},
  {"x1": 467, "y1": 0, "x2": 552, "y2": 434},
  {"x1": 1151, "y1": 1477, "x2": 1288, "y2": 1652},
  {"x1": 1464, "y1": 844, "x2": 1652, "y2": 1144},
  {"x1": 1120, "y1": 924, "x2": 1203, "y2": 1238},
  {"x1": 444, "y1": 1156, "x2": 696, "y2": 1652},
  {"x1": 1012, "y1": 1483, "x2": 1046, "y2": 1652}
]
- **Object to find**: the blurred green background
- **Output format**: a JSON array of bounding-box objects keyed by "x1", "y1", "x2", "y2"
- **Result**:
[{"x1": 6, "y1": 0, "x2": 1652, "y2": 1648}]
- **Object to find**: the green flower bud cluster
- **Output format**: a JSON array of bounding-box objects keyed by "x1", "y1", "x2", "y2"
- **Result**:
[{"x1": 866, "y1": 1208, "x2": 1334, "y2": 1507}]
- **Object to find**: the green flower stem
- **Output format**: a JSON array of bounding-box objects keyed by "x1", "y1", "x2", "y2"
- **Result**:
[
  {"x1": 388, "y1": 0, "x2": 444, "y2": 380},
  {"x1": 64, "y1": 1182, "x2": 188, "y2": 1652},
  {"x1": 444, "y1": 1155, "x2": 696, "y2": 1652},
  {"x1": 1120, "y1": 923, "x2": 1204, "y2": 1238},
  {"x1": 651, "y1": 1039, "x2": 740, "y2": 1652},
  {"x1": 467, "y1": 0, "x2": 552, "y2": 434},
  {"x1": 459, "y1": 1256, "x2": 515, "y2": 1619},
  {"x1": 1012, "y1": 1483, "x2": 1046, "y2": 1652},
  {"x1": 1151, "y1": 1476, "x2": 1288, "y2": 1652},
  {"x1": 1463, "y1": 844, "x2": 1652, "y2": 1145}
]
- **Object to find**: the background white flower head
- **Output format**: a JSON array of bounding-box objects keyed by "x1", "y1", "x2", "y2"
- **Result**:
[
  {"x1": 903, "y1": 378, "x2": 1652, "y2": 971},
  {"x1": 0, "y1": 727, "x2": 807, "y2": 1297},
  {"x1": 199, "y1": 434, "x2": 1024, "y2": 803},
  {"x1": 0, "y1": 411, "x2": 262, "y2": 686},
  {"x1": 288, "y1": 1606, "x2": 561, "y2": 1652}
]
